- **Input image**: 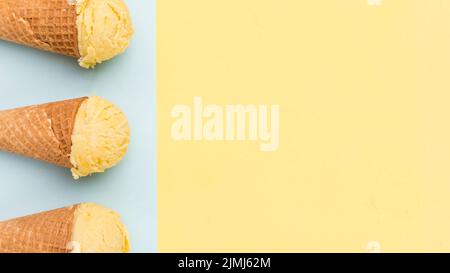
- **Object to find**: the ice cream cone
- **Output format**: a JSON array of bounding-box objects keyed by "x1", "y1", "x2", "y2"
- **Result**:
[
  {"x1": 0, "y1": 97, "x2": 87, "y2": 168},
  {"x1": 0, "y1": 205, "x2": 76, "y2": 253},
  {"x1": 0, "y1": 0, "x2": 80, "y2": 58},
  {"x1": 0, "y1": 203, "x2": 130, "y2": 253},
  {"x1": 0, "y1": 96, "x2": 130, "y2": 179},
  {"x1": 0, "y1": 0, "x2": 134, "y2": 68}
]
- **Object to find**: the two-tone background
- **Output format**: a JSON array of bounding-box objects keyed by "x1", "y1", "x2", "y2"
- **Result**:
[{"x1": 1, "y1": 0, "x2": 450, "y2": 253}]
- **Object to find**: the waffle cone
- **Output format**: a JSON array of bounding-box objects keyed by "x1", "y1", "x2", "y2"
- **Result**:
[
  {"x1": 0, "y1": 205, "x2": 78, "y2": 253},
  {"x1": 0, "y1": 97, "x2": 87, "y2": 168},
  {"x1": 0, "y1": 0, "x2": 80, "y2": 58}
]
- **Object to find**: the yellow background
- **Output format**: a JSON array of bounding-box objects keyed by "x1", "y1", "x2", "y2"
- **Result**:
[{"x1": 158, "y1": 0, "x2": 450, "y2": 252}]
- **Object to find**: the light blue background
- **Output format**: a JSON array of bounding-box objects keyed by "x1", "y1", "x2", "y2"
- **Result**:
[{"x1": 0, "y1": 1, "x2": 156, "y2": 253}]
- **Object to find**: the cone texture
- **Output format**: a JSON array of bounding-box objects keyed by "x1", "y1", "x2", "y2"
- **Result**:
[
  {"x1": 0, "y1": 97, "x2": 87, "y2": 168},
  {"x1": 0, "y1": 205, "x2": 77, "y2": 253},
  {"x1": 0, "y1": 0, "x2": 80, "y2": 57}
]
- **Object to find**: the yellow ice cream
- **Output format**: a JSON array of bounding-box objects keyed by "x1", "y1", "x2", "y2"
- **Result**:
[
  {"x1": 70, "y1": 96, "x2": 130, "y2": 179},
  {"x1": 70, "y1": 203, "x2": 130, "y2": 253},
  {"x1": 76, "y1": 0, "x2": 134, "y2": 68}
]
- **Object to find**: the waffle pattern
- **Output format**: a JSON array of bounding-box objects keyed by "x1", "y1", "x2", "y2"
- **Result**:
[
  {"x1": 0, "y1": 205, "x2": 77, "y2": 253},
  {"x1": 0, "y1": 0, "x2": 80, "y2": 57},
  {"x1": 0, "y1": 97, "x2": 87, "y2": 168}
]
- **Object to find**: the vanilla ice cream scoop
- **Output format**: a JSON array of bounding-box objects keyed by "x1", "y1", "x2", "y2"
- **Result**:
[
  {"x1": 70, "y1": 203, "x2": 130, "y2": 253},
  {"x1": 70, "y1": 96, "x2": 131, "y2": 179},
  {"x1": 0, "y1": 0, "x2": 134, "y2": 68},
  {"x1": 76, "y1": 0, "x2": 134, "y2": 68},
  {"x1": 0, "y1": 96, "x2": 130, "y2": 179}
]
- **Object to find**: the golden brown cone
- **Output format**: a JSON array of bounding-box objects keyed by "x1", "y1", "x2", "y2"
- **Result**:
[
  {"x1": 0, "y1": 205, "x2": 78, "y2": 253},
  {"x1": 0, "y1": 97, "x2": 88, "y2": 168},
  {"x1": 0, "y1": 0, "x2": 80, "y2": 57}
]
